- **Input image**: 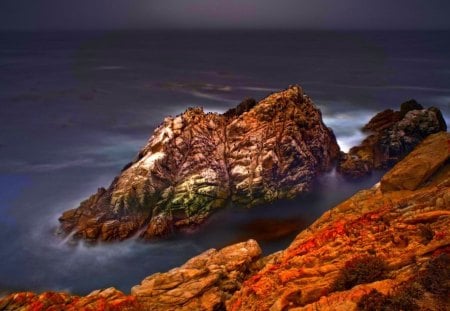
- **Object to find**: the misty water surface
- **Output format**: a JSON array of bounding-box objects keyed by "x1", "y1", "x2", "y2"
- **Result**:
[{"x1": 0, "y1": 30, "x2": 449, "y2": 295}]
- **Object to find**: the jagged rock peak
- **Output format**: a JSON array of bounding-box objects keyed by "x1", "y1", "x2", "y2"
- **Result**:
[{"x1": 59, "y1": 85, "x2": 340, "y2": 242}]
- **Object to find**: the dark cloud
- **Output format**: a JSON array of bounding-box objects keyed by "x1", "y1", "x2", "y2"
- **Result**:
[{"x1": 0, "y1": 0, "x2": 450, "y2": 30}]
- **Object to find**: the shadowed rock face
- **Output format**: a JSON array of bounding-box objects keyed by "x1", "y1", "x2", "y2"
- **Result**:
[
  {"x1": 59, "y1": 86, "x2": 340, "y2": 241},
  {"x1": 337, "y1": 100, "x2": 447, "y2": 179},
  {"x1": 2, "y1": 133, "x2": 448, "y2": 311}
]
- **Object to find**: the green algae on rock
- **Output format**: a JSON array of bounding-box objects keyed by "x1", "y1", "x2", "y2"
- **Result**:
[{"x1": 59, "y1": 86, "x2": 340, "y2": 241}]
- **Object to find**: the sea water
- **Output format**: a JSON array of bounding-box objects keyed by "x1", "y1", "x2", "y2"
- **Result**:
[{"x1": 0, "y1": 30, "x2": 449, "y2": 294}]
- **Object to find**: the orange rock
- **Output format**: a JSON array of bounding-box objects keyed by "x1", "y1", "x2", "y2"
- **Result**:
[
  {"x1": 381, "y1": 132, "x2": 450, "y2": 192},
  {"x1": 229, "y1": 134, "x2": 450, "y2": 310}
]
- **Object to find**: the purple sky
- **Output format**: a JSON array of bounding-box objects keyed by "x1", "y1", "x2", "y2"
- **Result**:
[{"x1": 1, "y1": 0, "x2": 450, "y2": 30}]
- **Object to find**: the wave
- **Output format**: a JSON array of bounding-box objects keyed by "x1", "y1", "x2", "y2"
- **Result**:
[
  {"x1": 1, "y1": 159, "x2": 95, "y2": 172},
  {"x1": 322, "y1": 110, "x2": 374, "y2": 152},
  {"x1": 335, "y1": 132, "x2": 367, "y2": 153},
  {"x1": 157, "y1": 81, "x2": 279, "y2": 95},
  {"x1": 189, "y1": 90, "x2": 236, "y2": 103},
  {"x1": 1, "y1": 157, "x2": 129, "y2": 173},
  {"x1": 238, "y1": 86, "x2": 277, "y2": 92}
]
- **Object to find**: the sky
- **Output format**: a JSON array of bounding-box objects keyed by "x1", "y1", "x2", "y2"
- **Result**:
[{"x1": 1, "y1": 0, "x2": 450, "y2": 31}]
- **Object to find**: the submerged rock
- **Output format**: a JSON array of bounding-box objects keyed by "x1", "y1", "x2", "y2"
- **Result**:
[
  {"x1": 338, "y1": 99, "x2": 446, "y2": 178},
  {"x1": 3, "y1": 131, "x2": 449, "y2": 311},
  {"x1": 59, "y1": 86, "x2": 340, "y2": 242}
]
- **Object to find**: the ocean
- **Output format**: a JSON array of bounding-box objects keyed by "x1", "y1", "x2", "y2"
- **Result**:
[{"x1": 0, "y1": 30, "x2": 449, "y2": 295}]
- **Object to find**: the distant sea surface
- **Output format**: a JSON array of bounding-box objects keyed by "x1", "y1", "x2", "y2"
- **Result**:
[{"x1": 0, "y1": 30, "x2": 449, "y2": 295}]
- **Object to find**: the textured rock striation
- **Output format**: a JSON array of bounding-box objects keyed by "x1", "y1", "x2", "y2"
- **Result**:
[
  {"x1": 59, "y1": 86, "x2": 340, "y2": 241},
  {"x1": 228, "y1": 131, "x2": 450, "y2": 310},
  {"x1": 338, "y1": 99, "x2": 446, "y2": 178},
  {"x1": 0, "y1": 240, "x2": 264, "y2": 311},
  {"x1": 2, "y1": 132, "x2": 449, "y2": 311},
  {"x1": 0, "y1": 288, "x2": 140, "y2": 311},
  {"x1": 130, "y1": 239, "x2": 262, "y2": 310}
]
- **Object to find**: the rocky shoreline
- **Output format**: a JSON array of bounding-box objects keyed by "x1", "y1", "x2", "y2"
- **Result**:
[
  {"x1": 1, "y1": 132, "x2": 448, "y2": 310},
  {"x1": 58, "y1": 86, "x2": 446, "y2": 243},
  {"x1": 229, "y1": 131, "x2": 450, "y2": 310},
  {"x1": 1, "y1": 86, "x2": 448, "y2": 310}
]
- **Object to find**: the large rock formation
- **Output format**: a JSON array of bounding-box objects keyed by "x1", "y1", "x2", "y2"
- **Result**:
[
  {"x1": 228, "y1": 131, "x2": 450, "y2": 310},
  {"x1": 338, "y1": 99, "x2": 446, "y2": 178},
  {"x1": 2, "y1": 131, "x2": 448, "y2": 311},
  {"x1": 59, "y1": 86, "x2": 340, "y2": 241}
]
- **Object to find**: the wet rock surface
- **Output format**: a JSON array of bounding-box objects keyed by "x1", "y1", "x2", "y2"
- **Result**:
[
  {"x1": 338, "y1": 99, "x2": 446, "y2": 179},
  {"x1": 59, "y1": 86, "x2": 340, "y2": 242}
]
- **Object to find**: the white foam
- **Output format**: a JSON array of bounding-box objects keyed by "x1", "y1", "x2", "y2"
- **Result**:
[
  {"x1": 336, "y1": 132, "x2": 367, "y2": 153},
  {"x1": 322, "y1": 110, "x2": 374, "y2": 153}
]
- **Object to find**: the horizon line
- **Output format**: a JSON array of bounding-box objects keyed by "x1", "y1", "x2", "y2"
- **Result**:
[{"x1": 1, "y1": 27, "x2": 450, "y2": 32}]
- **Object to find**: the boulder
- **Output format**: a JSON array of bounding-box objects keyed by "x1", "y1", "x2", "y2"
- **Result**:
[
  {"x1": 338, "y1": 99, "x2": 447, "y2": 178},
  {"x1": 59, "y1": 86, "x2": 340, "y2": 242},
  {"x1": 380, "y1": 132, "x2": 449, "y2": 192},
  {"x1": 131, "y1": 239, "x2": 261, "y2": 310}
]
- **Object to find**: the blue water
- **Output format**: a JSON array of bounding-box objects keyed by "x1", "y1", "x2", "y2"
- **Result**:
[{"x1": 0, "y1": 30, "x2": 449, "y2": 295}]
